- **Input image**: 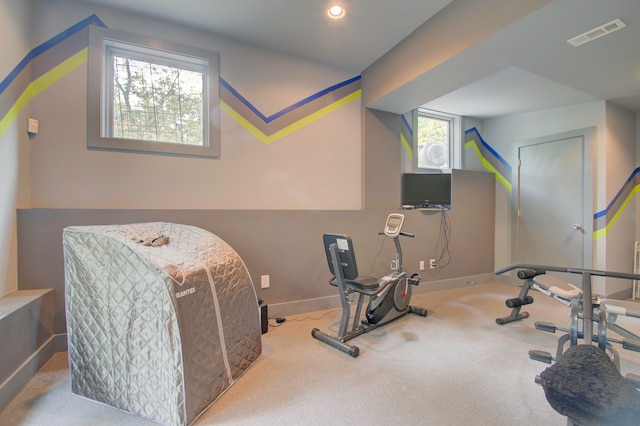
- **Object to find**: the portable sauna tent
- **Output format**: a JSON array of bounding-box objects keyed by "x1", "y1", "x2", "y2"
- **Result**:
[{"x1": 63, "y1": 222, "x2": 262, "y2": 425}]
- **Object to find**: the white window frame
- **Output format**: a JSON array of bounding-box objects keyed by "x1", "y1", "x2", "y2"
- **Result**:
[
  {"x1": 414, "y1": 108, "x2": 461, "y2": 171},
  {"x1": 87, "y1": 25, "x2": 220, "y2": 158}
]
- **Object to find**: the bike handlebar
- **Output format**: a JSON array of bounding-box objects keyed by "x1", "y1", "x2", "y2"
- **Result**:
[{"x1": 378, "y1": 231, "x2": 415, "y2": 238}]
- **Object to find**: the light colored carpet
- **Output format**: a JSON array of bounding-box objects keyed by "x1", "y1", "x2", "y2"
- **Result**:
[{"x1": 2, "y1": 282, "x2": 639, "y2": 425}]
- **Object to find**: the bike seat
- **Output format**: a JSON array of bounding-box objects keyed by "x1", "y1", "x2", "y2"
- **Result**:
[
  {"x1": 540, "y1": 344, "x2": 640, "y2": 425},
  {"x1": 329, "y1": 275, "x2": 379, "y2": 291}
]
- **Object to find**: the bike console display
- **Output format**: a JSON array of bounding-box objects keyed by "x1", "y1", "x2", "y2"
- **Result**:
[{"x1": 384, "y1": 213, "x2": 404, "y2": 238}]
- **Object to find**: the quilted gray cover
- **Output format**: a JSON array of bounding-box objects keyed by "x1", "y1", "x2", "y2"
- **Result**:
[{"x1": 63, "y1": 222, "x2": 262, "y2": 426}]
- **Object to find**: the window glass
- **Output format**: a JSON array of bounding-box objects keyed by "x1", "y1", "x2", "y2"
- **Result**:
[
  {"x1": 88, "y1": 26, "x2": 220, "y2": 158},
  {"x1": 111, "y1": 55, "x2": 204, "y2": 145},
  {"x1": 416, "y1": 111, "x2": 451, "y2": 170}
]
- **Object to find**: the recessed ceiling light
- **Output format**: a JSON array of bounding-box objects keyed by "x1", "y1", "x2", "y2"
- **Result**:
[{"x1": 328, "y1": 5, "x2": 345, "y2": 19}]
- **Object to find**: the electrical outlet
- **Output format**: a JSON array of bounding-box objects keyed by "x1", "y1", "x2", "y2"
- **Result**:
[
  {"x1": 429, "y1": 259, "x2": 436, "y2": 269},
  {"x1": 261, "y1": 274, "x2": 270, "y2": 289},
  {"x1": 419, "y1": 260, "x2": 425, "y2": 271},
  {"x1": 27, "y1": 118, "x2": 39, "y2": 134}
]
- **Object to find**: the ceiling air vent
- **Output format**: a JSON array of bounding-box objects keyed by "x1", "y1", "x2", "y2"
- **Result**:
[{"x1": 567, "y1": 19, "x2": 626, "y2": 47}]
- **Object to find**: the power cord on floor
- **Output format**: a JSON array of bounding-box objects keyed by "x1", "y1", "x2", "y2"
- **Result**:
[
  {"x1": 286, "y1": 310, "x2": 336, "y2": 322},
  {"x1": 268, "y1": 317, "x2": 287, "y2": 328},
  {"x1": 268, "y1": 309, "x2": 337, "y2": 327}
]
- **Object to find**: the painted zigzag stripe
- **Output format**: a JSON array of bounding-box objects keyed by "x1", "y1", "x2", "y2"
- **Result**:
[
  {"x1": 0, "y1": 14, "x2": 105, "y2": 95},
  {"x1": 593, "y1": 166, "x2": 640, "y2": 239},
  {"x1": 461, "y1": 128, "x2": 637, "y2": 238},
  {"x1": 400, "y1": 112, "x2": 413, "y2": 159},
  {"x1": 3, "y1": 14, "x2": 636, "y2": 238},
  {"x1": 0, "y1": 15, "x2": 105, "y2": 137},
  {"x1": 220, "y1": 76, "x2": 361, "y2": 144},
  {"x1": 464, "y1": 127, "x2": 512, "y2": 191},
  {"x1": 1, "y1": 15, "x2": 361, "y2": 144}
]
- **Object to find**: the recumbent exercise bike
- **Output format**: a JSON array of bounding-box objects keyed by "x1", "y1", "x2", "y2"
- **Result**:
[{"x1": 311, "y1": 213, "x2": 427, "y2": 357}]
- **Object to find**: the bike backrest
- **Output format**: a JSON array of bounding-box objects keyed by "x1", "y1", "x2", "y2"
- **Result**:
[{"x1": 322, "y1": 233, "x2": 359, "y2": 280}]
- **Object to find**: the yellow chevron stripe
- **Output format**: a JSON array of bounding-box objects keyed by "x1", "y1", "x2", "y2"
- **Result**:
[
  {"x1": 465, "y1": 139, "x2": 512, "y2": 192},
  {"x1": 400, "y1": 132, "x2": 412, "y2": 159},
  {"x1": 220, "y1": 101, "x2": 267, "y2": 142},
  {"x1": 0, "y1": 48, "x2": 88, "y2": 137},
  {"x1": 265, "y1": 90, "x2": 360, "y2": 143},
  {"x1": 593, "y1": 184, "x2": 640, "y2": 240},
  {"x1": 593, "y1": 228, "x2": 606, "y2": 240},
  {"x1": 222, "y1": 89, "x2": 361, "y2": 144}
]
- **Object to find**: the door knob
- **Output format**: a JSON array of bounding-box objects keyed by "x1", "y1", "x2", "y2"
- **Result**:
[{"x1": 573, "y1": 224, "x2": 583, "y2": 230}]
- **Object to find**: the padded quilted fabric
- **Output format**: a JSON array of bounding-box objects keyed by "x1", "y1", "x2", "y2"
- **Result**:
[{"x1": 63, "y1": 222, "x2": 262, "y2": 426}]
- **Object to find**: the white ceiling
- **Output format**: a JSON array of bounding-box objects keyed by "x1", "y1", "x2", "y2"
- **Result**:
[
  {"x1": 81, "y1": 0, "x2": 640, "y2": 119},
  {"x1": 80, "y1": 0, "x2": 453, "y2": 73},
  {"x1": 422, "y1": 0, "x2": 640, "y2": 118}
]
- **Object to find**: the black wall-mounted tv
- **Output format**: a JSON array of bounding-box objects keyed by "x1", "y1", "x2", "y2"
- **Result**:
[{"x1": 401, "y1": 173, "x2": 452, "y2": 209}]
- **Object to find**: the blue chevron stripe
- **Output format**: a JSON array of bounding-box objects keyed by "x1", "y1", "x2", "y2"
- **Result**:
[
  {"x1": 220, "y1": 75, "x2": 361, "y2": 124},
  {"x1": 0, "y1": 14, "x2": 105, "y2": 96}
]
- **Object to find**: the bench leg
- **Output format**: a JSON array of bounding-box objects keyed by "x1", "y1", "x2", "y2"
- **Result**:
[{"x1": 496, "y1": 279, "x2": 534, "y2": 325}]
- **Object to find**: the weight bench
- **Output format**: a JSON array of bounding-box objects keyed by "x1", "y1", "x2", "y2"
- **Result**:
[
  {"x1": 496, "y1": 269, "x2": 582, "y2": 325},
  {"x1": 521, "y1": 287, "x2": 640, "y2": 370},
  {"x1": 497, "y1": 264, "x2": 640, "y2": 361},
  {"x1": 496, "y1": 264, "x2": 640, "y2": 425},
  {"x1": 495, "y1": 267, "x2": 600, "y2": 362}
]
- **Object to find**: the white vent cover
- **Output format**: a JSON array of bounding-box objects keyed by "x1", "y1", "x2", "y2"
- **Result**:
[{"x1": 567, "y1": 19, "x2": 626, "y2": 47}]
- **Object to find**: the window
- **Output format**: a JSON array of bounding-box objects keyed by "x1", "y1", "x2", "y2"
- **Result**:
[
  {"x1": 415, "y1": 109, "x2": 460, "y2": 170},
  {"x1": 88, "y1": 26, "x2": 220, "y2": 158}
]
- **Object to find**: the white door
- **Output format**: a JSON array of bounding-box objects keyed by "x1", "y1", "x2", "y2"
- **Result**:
[{"x1": 516, "y1": 130, "x2": 593, "y2": 284}]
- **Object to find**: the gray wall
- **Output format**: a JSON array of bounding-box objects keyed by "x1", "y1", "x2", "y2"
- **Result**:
[
  {"x1": 18, "y1": 170, "x2": 495, "y2": 334},
  {"x1": 362, "y1": 108, "x2": 403, "y2": 209},
  {"x1": 361, "y1": 0, "x2": 552, "y2": 113},
  {"x1": 0, "y1": 289, "x2": 54, "y2": 412}
]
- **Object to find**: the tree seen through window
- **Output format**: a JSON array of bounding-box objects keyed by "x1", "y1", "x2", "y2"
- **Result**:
[{"x1": 113, "y1": 56, "x2": 204, "y2": 145}]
